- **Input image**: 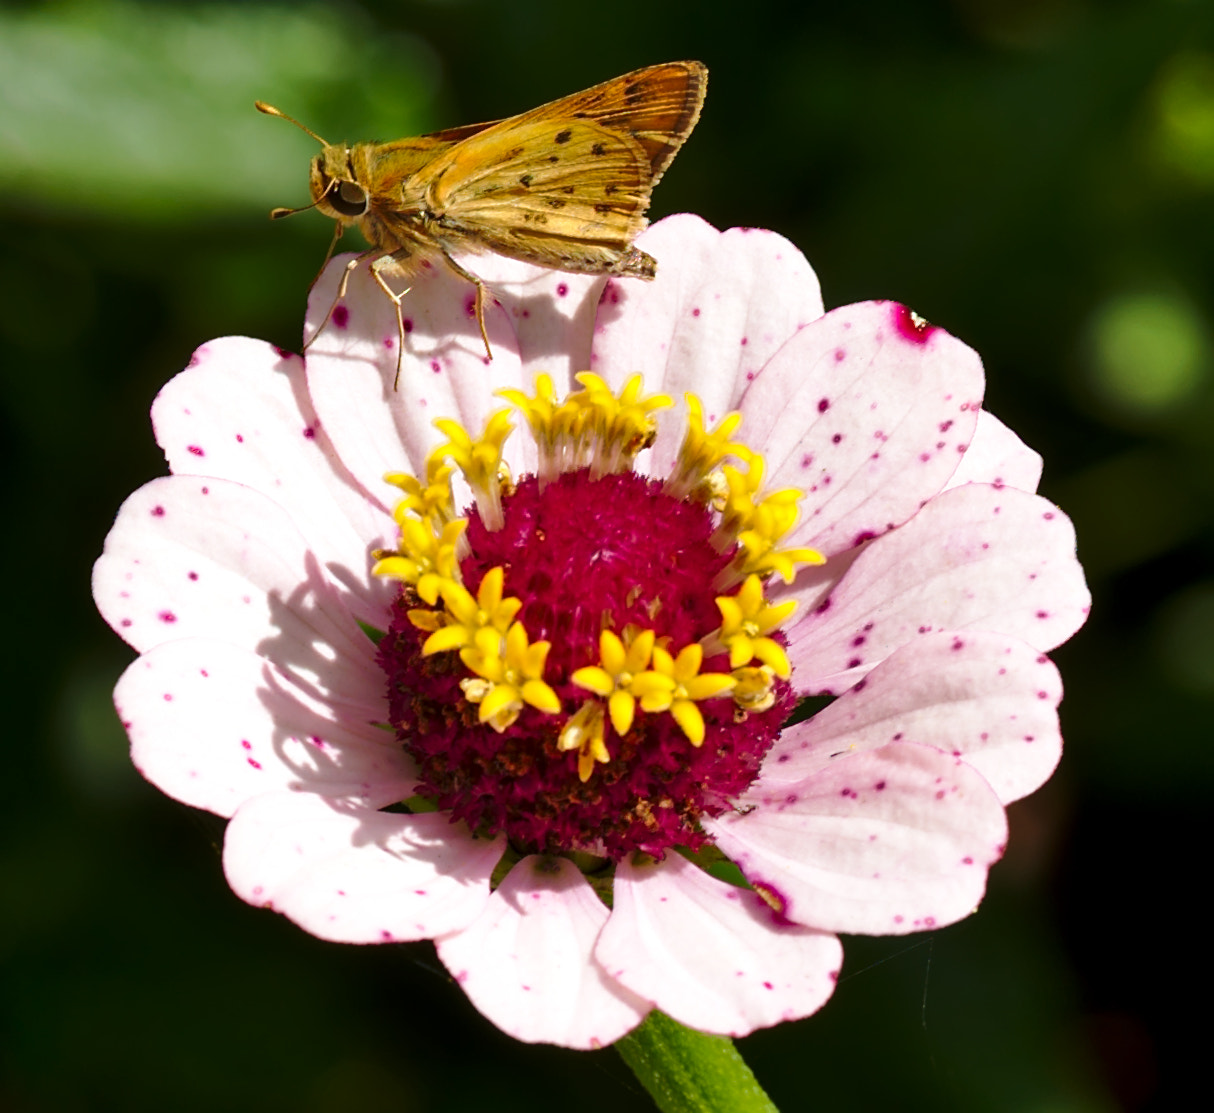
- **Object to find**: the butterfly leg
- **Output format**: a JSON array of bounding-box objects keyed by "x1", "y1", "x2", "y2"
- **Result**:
[
  {"x1": 369, "y1": 254, "x2": 414, "y2": 390},
  {"x1": 304, "y1": 249, "x2": 377, "y2": 353},
  {"x1": 439, "y1": 251, "x2": 494, "y2": 361}
]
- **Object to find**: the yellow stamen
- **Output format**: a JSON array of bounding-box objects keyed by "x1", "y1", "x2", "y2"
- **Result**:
[
  {"x1": 665, "y1": 395, "x2": 751, "y2": 501},
  {"x1": 632, "y1": 644, "x2": 736, "y2": 747},
  {"x1": 458, "y1": 621, "x2": 559, "y2": 732},
  {"x1": 713, "y1": 574, "x2": 796, "y2": 678},
  {"x1": 558, "y1": 701, "x2": 611, "y2": 782}
]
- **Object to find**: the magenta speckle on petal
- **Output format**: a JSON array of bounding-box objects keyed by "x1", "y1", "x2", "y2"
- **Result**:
[
  {"x1": 430, "y1": 360, "x2": 442, "y2": 374},
  {"x1": 892, "y1": 303, "x2": 938, "y2": 344},
  {"x1": 187, "y1": 571, "x2": 198, "y2": 581},
  {"x1": 241, "y1": 740, "x2": 252, "y2": 750},
  {"x1": 303, "y1": 426, "x2": 315, "y2": 439},
  {"x1": 247, "y1": 758, "x2": 262, "y2": 769},
  {"x1": 332, "y1": 305, "x2": 349, "y2": 329},
  {"x1": 384, "y1": 337, "x2": 395, "y2": 350},
  {"x1": 740, "y1": 336, "x2": 748, "y2": 346},
  {"x1": 817, "y1": 398, "x2": 830, "y2": 413},
  {"x1": 162, "y1": 692, "x2": 173, "y2": 702},
  {"x1": 158, "y1": 611, "x2": 177, "y2": 624},
  {"x1": 556, "y1": 282, "x2": 569, "y2": 297},
  {"x1": 235, "y1": 433, "x2": 244, "y2": 443},
  {"x1": 151, "y1": 505, "x2": 165, "y2": 517},
  {"x1": 187, "y1": 445, "x2": 204, "y2": 457}
]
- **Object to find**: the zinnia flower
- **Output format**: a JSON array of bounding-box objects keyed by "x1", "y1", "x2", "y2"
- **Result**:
[{"x1": 93, "y1": 214, "x2": 1089, "y2": 1049}]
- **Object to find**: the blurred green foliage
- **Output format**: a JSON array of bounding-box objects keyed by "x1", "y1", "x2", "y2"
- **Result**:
[{"x1": 2, "y1": 0, "x2": 1209, "y2": 1110}]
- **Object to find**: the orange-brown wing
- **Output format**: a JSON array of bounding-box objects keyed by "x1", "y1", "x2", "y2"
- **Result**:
[
  {"x1": 421, "y1": 117, "x2": 504, "y2": 144},
  {"x1": 425, "y1": 61, "x2": 705, "y2": 190},
  {"x1": 418, "y1": 118, "x2": 654, "y2": 269},
  {"x1": 506, "y1": 61, "x2": 706, "y2": 185}
]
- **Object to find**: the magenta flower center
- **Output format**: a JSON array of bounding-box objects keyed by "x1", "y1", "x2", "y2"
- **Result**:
[
  {"x1": 371, "y1": 373, "x2": 822, "y2": 862},
  {"x1": 379, "y1": 469, "x2": 796, "y2": 860}
]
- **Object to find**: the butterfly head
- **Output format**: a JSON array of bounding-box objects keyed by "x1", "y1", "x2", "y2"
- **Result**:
[{"x1": 309, "y1": 147, "x2": 370, "y2": 222}]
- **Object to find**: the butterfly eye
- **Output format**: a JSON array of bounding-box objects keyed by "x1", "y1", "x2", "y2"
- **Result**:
[{"x1": 329, "y1": 180, "x2": 369, "y2": 217}]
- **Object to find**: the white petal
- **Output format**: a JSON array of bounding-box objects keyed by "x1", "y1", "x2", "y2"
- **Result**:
[
  {"x1": 152, "y1": 337, "x2": 396, "y2": 626},
  {"x1": 598, "y1": 855, "x2": 841, "y2": 1037},
  {"x1": 590, "y1": 215, "x2": 825, "y2": 475},
  {"x1": 945, "y1": 410, "x2": 1042, "y2": 493},
  {"x1": 452, "y1": 252, "x2": 606, "y2": 382},
  {"x1": 116, "y1": 638, "x2": 408, "y2": 817},
  {"x1": 304, "y1": 253, "x2": 539, "y2": 508},
  {"x1": 706, "y1": 743, "x2": 1008, "y2": 935},
  {"x1": 436, "y1": 856, "x2": 649, "y2": 1048},
  {"x1": 224, "y1": 791, "x2": 503, "y2": 943},
  {"x1": 785, "y1": 483, "x2": 1090, "y2": 694},
  {"x1": 92, "y1": 475, "x2": 380, "y2": 704},
  {"x1": 760, "y1": 632, "x2": 1063, "y2": 804},
  {"x1": 740, "y1": 301, "x2": 984, "y2": 556}
]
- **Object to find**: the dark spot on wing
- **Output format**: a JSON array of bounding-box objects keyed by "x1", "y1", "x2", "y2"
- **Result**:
[
  {"x1": 560, "y1": 185, "x2": 575, "y2": 194},
  {"x1": 519, "y1": 174, "x2": 533, "y2": 187},
  {"x1": 591, "y1": 142, "x2": 607, "y2": 156},
  {"x1": 547, "y1": 197, "x2": 567, "y2": 209},
  {"x1": 548, "y1": 155, "x2": 560, "y2": 163},
  {"x1": 554, "y1": 129, "x2": 572, "y2": 144},
  {"x1": 506, "y1": 146, "x2": 524, "y2": 159}
]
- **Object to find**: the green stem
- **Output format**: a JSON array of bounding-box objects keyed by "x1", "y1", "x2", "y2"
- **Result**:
[{"x1": 614, "y1": 1011, "x2": 780, "y2": 1113}]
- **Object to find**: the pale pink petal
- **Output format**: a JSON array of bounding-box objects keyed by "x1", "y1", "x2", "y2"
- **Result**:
[
  {"x1": 706, "y1": 743, "x2": 1008, "y2": 935},
  {"x1": 303, "y1": 254, "x2": 540, "y2": 507},
  {"x1": 739, "y1": 302, "x2": 984, "y2": 557},
  {"x1": 92, "y1": 476, "x2": 380, "y2": 704},
  {"x1": 152, "y1": 337, "x2": 397, "y2": 625},
  {"x1": 116, "y1": 638, "x2": 409, "y2": 817},
  {"x1": 759, "y1": 632, "x2": 1063, "y2": 804},
  {"x1": 436, "y1": 856, "x2": 650, "y2": 1048},
  {"x1": 223, "y1": 792, "x2": 503, "y2": 943},
  {"x1": 945, "y1": 410, "x2": 1042, "y2": 493},
  {"x1": 598, "y1": 855, "x2": 842, "y2": 1037},
  {"x1": 452, "y1": 251, "x2": 606, "y2": 381},
  {"x1": 785, "y1": 484, "x2": 1090, "y2": 694},
  {"x1": 590, "y1": 215, "x2": 825, "y2": 474}
]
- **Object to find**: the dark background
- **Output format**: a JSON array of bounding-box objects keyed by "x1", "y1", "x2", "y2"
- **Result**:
[{"x1": 1, "y1": 1, "x2": 1208, "y2": 1109}]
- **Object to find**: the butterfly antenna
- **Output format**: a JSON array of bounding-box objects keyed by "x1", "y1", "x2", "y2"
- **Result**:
[
  {"x1": 268, "y1": 188, "x2": 333, "y2": 221},
  {"x1": 255, "y1": 101, "x2": 330, "y2": 146}
]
